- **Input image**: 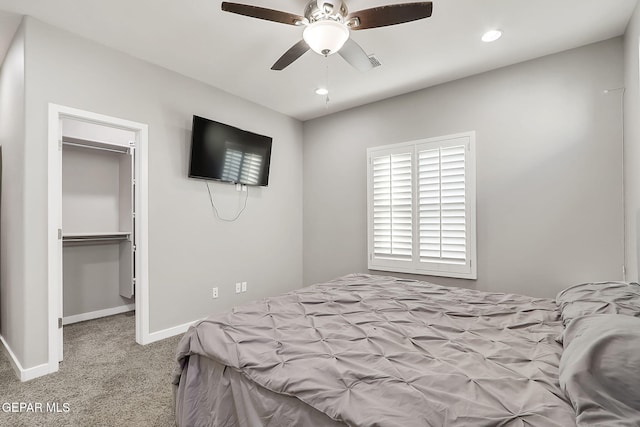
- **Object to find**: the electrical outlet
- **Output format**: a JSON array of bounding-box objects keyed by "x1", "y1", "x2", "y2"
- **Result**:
[
  {"x1": 212, "y1": 287, "x2": 219, "y2": 299},
  {"x1": 241, "y1": 282, "x2": 247, "y2": 292},
  {"x1": 235, "y1": 282, "x2": 242, "y2": 293}
]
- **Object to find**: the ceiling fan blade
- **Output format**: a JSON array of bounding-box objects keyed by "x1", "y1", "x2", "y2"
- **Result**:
[
  {"x1": 338, "y1": 38, "x2": 373, "y2": 72},
  {"x1": 346, "y1": 2, "x2": 433, "y2": 30},
  {"x1": 221, "y1": 2, "x2": 306, "y2": 26},
  {"x1": 271, "y1": 40, "x2": 310, "y2": 71}
]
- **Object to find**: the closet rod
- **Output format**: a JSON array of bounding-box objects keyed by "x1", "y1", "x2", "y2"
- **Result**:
[
  {"x1": 62, "y1": 235, "x2": 130, "y2": 246},
  {"x1": 62, "y1": 140, "x2": 129, "y2": 154},
  {"x1": 63, "y1": 236, "x2": 129, "y2": 242},
  {"x1": 63, "y1": 232, "x2": 130, "y2": 241}
]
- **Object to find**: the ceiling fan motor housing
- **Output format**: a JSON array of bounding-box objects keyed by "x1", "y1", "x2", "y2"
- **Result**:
[{"x1": 305, "y1": 0, "x2": 348, "y2": 23}]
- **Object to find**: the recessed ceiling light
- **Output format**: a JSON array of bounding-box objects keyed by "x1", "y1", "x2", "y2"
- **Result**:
[
  {"x1": 481, "y1": 30, "x2": 502, "y2": 43},
  {"x1": 315, "y1": 88, "x2": 329, "y2": 96}
]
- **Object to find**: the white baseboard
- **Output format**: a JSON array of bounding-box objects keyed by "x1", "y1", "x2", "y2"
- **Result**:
[
  {"x1": 0, "y1": 334, "x2": 52, "y2": 382},
  {"x1": 143, "y1": 318, "x2": 203, "y2": 344},
  {"x1": 63, "y1": 304, "x2": 135, "y2": 326}
]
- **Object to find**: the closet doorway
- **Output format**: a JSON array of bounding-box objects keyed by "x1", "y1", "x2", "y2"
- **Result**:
[{"x1": 47, "y1": 104, "x2": 149, "y2": 373}]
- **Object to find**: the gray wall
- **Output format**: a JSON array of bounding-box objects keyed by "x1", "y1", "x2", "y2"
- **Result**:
[
  {"x1": 624, "y1": 2, "x2": 640, "y2": 282},
  {"x1": 303, "y1": 38, "x2": 625, "y2": 298},
  {"x1": 62, "y1": 144, "x2": 133, "y2": 318},
  {"x1": 63, "y1": 245, "x2": 132, "y2": 317},
  {"x1": 0, "y1": 21, "x2": 27, "y2": 366},
  {"x1": 7, "y1": 16, "x2": 303, "y2": 370},
  {"x1": 62, "y1": 145, "x2": 124, "y2": 234}
]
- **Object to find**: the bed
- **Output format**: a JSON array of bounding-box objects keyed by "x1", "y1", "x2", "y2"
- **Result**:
[{"x1": 173, "y1": 273, "x2": 640, "y2": 426}]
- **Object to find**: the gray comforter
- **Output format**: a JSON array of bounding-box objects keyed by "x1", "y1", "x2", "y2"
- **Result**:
[{"x1": 174, "y1": 274, "x2": 576, "y2": 426}]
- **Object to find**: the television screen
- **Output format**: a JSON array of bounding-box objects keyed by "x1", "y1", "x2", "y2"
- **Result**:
[{"x1": 189, "y1": 115, "x2": 272, "y2": 186}]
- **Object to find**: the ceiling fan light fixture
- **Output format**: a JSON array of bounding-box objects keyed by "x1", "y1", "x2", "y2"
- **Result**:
[
  {"x1": 481, "y1": 29, "x2": 502, "y2": 43},
  {"x1": 303, "y1": 20, "x2": 349, "y2": 56}
]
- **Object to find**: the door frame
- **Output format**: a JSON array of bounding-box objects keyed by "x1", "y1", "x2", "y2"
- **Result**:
[{"x1": 47, "y1": 103, "x2": 150, "y2": 373}]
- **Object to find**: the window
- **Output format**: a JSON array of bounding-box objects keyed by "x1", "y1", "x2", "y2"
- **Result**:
[{"x1": 367, "y1": 132, "x2": 476, "y2": 279}]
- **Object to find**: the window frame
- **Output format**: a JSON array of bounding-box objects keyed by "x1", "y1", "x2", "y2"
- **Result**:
[{"x1": 366, "y1": 131, "x2": 477, "y2": 280}]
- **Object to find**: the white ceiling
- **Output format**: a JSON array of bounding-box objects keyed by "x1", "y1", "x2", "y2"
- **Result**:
[{"x1": 0, "y1": 0, "x2": 637, "y2": 121}]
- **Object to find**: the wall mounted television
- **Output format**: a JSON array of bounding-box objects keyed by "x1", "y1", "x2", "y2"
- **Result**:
[{"x1": 188, "y1": 115, "x2": 272, "y2": 186}]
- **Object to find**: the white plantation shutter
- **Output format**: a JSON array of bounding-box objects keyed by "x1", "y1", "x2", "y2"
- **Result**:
[
  {"x1": 418, "y1": 144, "x2": 466, "y2": 264},
  {"x1": 372, "y1": 152, "x2": 413, "y2": 260},
  {"x1": 367, "y1": 133, "x2": 476, "y2": 279}
]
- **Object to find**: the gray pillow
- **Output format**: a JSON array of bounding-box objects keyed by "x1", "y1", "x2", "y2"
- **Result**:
[
  {"x1": 556, "y1": 281, "x2": 640, "y2": 327},
  {"x1": 559, "y1": 314, "x2": 640, "y2": 426}
]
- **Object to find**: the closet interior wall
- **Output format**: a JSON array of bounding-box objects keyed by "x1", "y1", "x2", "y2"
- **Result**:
[{"x1": 61, "y1": 118, "x2": 136, "y2": 324}]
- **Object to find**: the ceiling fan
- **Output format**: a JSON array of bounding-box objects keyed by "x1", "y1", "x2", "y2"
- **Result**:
[{"x1": 221, "y1": 0, "x2": 433, "y2": 71}]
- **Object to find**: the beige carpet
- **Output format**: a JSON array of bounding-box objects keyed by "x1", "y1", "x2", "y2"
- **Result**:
[{"x1": 0, "y1": 312, "x2": 182, "y2": 427}]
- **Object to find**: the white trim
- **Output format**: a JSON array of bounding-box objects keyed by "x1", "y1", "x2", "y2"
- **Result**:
[
  {"x1": 62, "y1": 304, "x2": 135, "y2": 326},
  {"x1": 0, "y1": 335, "x2": 52, "y2": 382},
  {"x1": 47, "y1": 107, "x2": 63, "y2": 367},
  {"x1": 367, "y1": 131, "x2": 476, "y2": 154},
  {"x1": 144, "y1": 318, "x2": 204, "y2": 344},
  {"x1": 47, "y1": 103, "x2": 150, "y2": 376},
  {"x1": 136, "y1": 124, "x2": 150, "y2": 345}
]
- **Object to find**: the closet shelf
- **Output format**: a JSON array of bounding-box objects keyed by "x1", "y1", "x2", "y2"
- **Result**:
[
  {"x1": 62, "y1": 232, "x2": 131, "y2": 245},
  {"x1": 62, "y1": 136, "x2": 130, "y2": 154}
]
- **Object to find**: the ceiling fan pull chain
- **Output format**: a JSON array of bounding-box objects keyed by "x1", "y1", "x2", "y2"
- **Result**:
[{"x1": 325, "y1": 58, "x2": 330, "y2": 108}]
